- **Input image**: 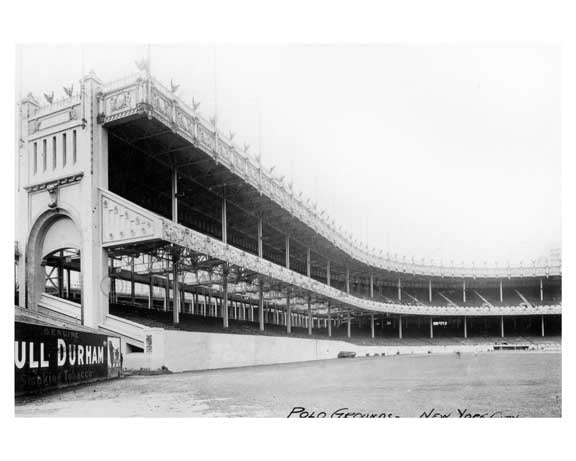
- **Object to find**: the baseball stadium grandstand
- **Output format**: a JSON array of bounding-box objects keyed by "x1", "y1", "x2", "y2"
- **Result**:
[{"x1": 15, "y1": 64, "x2": 561, "y2": 375}]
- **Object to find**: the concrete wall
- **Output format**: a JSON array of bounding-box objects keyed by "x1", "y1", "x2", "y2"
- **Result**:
[{"x1": 124, "y1": 330, "x2": 497, "y2": 373}]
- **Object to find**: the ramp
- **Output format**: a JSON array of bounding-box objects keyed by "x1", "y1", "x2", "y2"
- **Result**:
[{"x1": 36, "y1": 293, "x2": 81, "y2": 324}]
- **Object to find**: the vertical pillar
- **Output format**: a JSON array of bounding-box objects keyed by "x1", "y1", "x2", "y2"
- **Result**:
[
  {"x1": 346, "y1": 267, "x2": 350, "y2": 294},
  {"x1": 222, "y1": 265, "x2": 229, "y2": 328},
  {"x1": 57, "y1": 250, "x2": 64, "y2": 298},
  {"x1": 285, "y1": 235, "x2": 290, "y2": 269},
  {"x1": 463, "y1": 316, "x2": 468, "y2": 338},
  {"x1": 171, "y1": 165, "x2": 178, "y2": 222},
  {"x1": 463, "y1": 280, "x2": 466, "y2": 303},
  {"x1": 183, "y1": 288, "x2": 188, "y2": 315},
  {"x1": 148, "y1": 256, "x2": 153, "y2": 309},
  {"x1": 540, "y1": 279, "x2": 544, "y2": 302},
  {"x1": 500, "y1": 315, "x2": 505, "y2": 338},
  {"x1": 66, "y1": 268, "x2": 71, "y2": 299},
  {"x1": 130, "y1": 257, "x2": 135, "y2": 305},
  {"x1": 370, "y1": 314, "x2": 375, "y2": 339},
  {"x1": 221, "y1": 198, "x2": 227, "y2": 244},
  {"x1": 306, "y1": 248, "x2": 311, "y2": 278},
  {"x1": 429, "y1": 317, "x2": 433, "y2": 339},
  {"x1": 541, "y1": 315, "x2": 545, "y2": 337},
  {"x1": 370, "y1": 272, "x2": 374, "y2": 298},
  {"x1": 398, "y1": 315, "x2": 403, "y2": 339},
  {"x1": 347, "y1": 312, "x2": 351, "y2": 338},
  {"x1": 307, "y1": 296, "x2": 312, "y2": 335},
  {"x1": 258, "y1": 278, "x2": 265, "y2": 331},
  {"x1": 499, "y1": 280, "x2": 503, "y2": 302},
  {"x1": 286, "y1": 289, "x2": 291, "y2": 333},
  {"x1": 172, "y1": 251, "x2": 180, "y2": 326},
  {"x1": 164, "y1": 276, "x2": 169, "y2": 311},
  {"x1": 428, "y1": 279, "x2": 432, "y2": 303},
  {"x1": 327, "y1": 303, "x2": 332, "y2": 337},
  {"x1": 257, "y1": 215, "x2": 263, "y2": 258},
  {"x1": 326, "y1": 260, "x2": 331, "y2": 286},
  {"x1": 397, "y1": 278, "x2": 402, "y2": 301},
  {"x1": 109, "y1": 260, "x2": 115, "y2": 304},
  {"x1": 207, "y1": 289, "x2": 213, "y2": 317}
]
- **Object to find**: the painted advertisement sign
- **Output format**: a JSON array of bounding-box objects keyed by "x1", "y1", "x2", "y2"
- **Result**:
[{"x1": 15, "y1": 321, "x2": 121, "y2": 395}]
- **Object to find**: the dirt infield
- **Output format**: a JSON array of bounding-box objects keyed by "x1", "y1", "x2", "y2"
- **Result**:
[{"x1": 15, "y1": 351, "x2": 561, "y2": 417}]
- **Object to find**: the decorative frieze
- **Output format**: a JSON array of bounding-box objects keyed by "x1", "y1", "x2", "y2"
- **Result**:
[
  {"x1": 25, "y1": 172, "x2": 84, "y2": 193},
  {"x1": 101, "y1": 190, "x2": 159, "y2": 246},
  {"x1": 157, "y1": 214, "x2": 561, "y2": 317}
]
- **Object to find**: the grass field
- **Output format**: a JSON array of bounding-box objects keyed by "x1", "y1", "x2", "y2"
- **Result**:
[{"x1": 15, "y1": 351, "x2": 561, "y2": 417}]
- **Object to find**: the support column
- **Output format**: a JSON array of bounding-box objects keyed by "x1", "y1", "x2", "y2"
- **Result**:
[
  {"x1": 398, "y1": 315, "x2": 403, "y2": 339},
  {"x1": 109, "y1": 260, "x2": 115, "y2": 304},
  {"x1": 222, "y1": 265, "x2": 229, "y2": 328},
  {"x1": 326, "y1": 260, "x2": 331, "y2": 286},
  {"x1": 370, "y1": 314, "x2": 375, "y2": 339},
  {"x1": 499, "y1": 280, "x2": 503, "y2": 302},
  {"x1": 540, "y1": 279, "x2": 544, "y2": 302},
  {"x1": 346, "y1": 267, "x2": 350, "y2": 294},
  {"x1": 500, "y1": 315, "x2": 505, "y2": 338},
  {"x1": 347, "y1": 312, "x2": 351, "y2": 338},
  {"x1": 172, "y1": 251, "x2": 180, "y2": 326},
  {"x1": 207, "y1": 289, "x2": 213, "y2": 317},
  {"x1": 306, "y1": 248, "x2": 311, "y2": 278},
  {"x1": 398, "y1": 278, "x2": 402, "y2": 301},
  {"x1": 171, "y1": 165, "x2": 178, "y2": 222},
  {"x1": 429, "y1": 317, "x2": 433, "y2": 339},
  {"x1": 164, "y1": 276, "x2": 169, "y2": 311},
  {"x1": 327, "y1": 303, "x2": 332, "y2": 337},
  {"x1": 307, "y1": 296, "x2": 312, "y2": 335},
  {"x1": 130, "y1": 257, "x2": 135, "y2": 305},
  {"x1": 285, "y1": 235, "x2": 290, "y2": 269},
  {"x1": 257, "y1": 215, "x2": 263, "y2": 258},
  {"x1": 463, "y1": 280, "x2": 466, "y2": 303},
  {"x1": 428, "y1": 279, "x2": 432, "y2": 302},
  {"x1": 258, "y1": 278, "x2": 265, "y2": 331},
  {"x1": 221, "y1": 198, "x2": 227, "y2": 244},
  {"x1": 57, "y1": 250, "x2": 64, "y2": 298},
  {"x1": 463, "y1": 315, "x2": 468, "y2": 339},
  {"x1": 370, "y1": 272, "x2": 374, "y2": 298},
  {"x1": 66, "y1": 268, "x2": 71, "y2": 299},
  {"x1": 286, "y1": 289, "x2": 291, "y2": 333},
  {"x1": 148, "y1": 256, "x2": 153, "y2": 309},
  {"x1": 541, "y1": 315, "x2": 545, "y2": 337}
]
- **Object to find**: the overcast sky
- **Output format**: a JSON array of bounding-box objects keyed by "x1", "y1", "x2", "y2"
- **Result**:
[{"x1": 17, "y1": 44, "x2": 561, "y2": 265}]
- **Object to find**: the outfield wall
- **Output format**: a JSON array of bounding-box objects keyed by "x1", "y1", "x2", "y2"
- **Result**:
[{"x1": 123, "y1": 330, "x2": 516, "y2": 373}]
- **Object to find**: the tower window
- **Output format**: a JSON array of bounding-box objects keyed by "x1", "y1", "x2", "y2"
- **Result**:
[
  {"x1": 52, "y1": 136, "x2": 57, "y2": 170},
  {"x1": 62, "y1": 133, "x2": 67, "y2": 166},
  {"x1": 73, "y1": 130, "x2": 77, "y2": 164}
]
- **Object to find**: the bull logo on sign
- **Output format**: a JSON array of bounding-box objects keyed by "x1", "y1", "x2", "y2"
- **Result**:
[{"x1": 107, "y1": 338, "x2": 121, "y2": 369}]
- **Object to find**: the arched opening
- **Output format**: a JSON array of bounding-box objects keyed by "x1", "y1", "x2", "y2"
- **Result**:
[
  {"x1": 42, "y1": 248, "x2": 81, "y2": 303},
  {"x1": 26, "y1": 210, "x2": 82, "y2": 311}
]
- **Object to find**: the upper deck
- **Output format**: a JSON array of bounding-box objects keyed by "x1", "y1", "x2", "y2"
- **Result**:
[{"x1": 96, "y1": 71, "x2": 561, "y2": 281}]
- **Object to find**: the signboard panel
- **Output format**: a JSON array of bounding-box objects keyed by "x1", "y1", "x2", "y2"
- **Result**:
[{"x1": 15, "y1": 321, "x2": 121, "y2": 395}]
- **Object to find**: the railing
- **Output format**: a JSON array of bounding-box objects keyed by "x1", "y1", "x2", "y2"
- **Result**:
[
  {"x1": 99, "y1": 189, "x2": 562, "y2": 317},
  {"x1": 97, "y1": 73, "x2": 562, "y2": 280}
]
